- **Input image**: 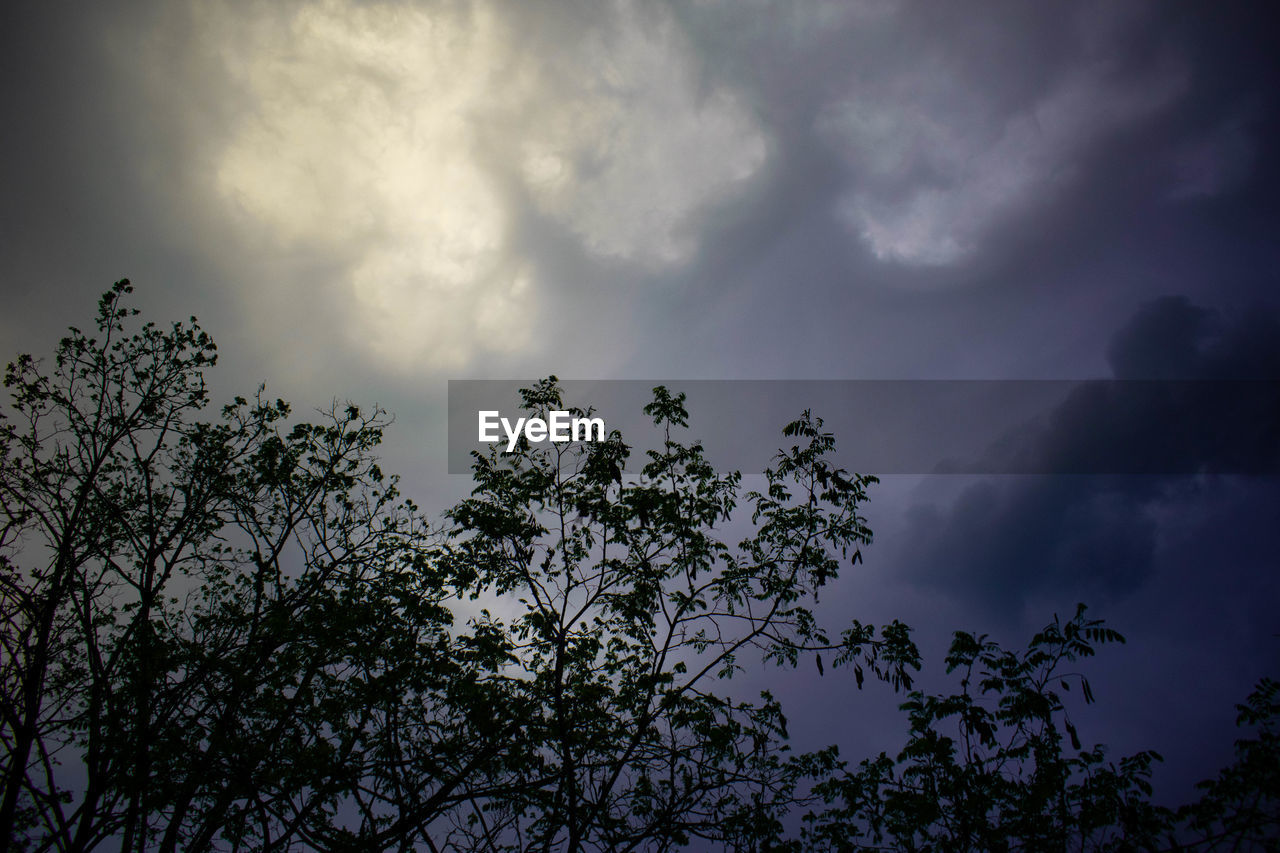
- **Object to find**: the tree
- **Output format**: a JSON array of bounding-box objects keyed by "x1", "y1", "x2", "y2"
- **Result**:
[
  {"x1": 432, "y1": 380, "x2": 920, "y2": 851},
  {"x1": 802, "y1": 608, "x2": 1280, "y2": 851},
  {"x1": 1176, "y1": 677, "x2": 1280, "y2": 849},
  {"x1": 3, "y1": 283, "x2": 1275, "y2": 851},
  {"x1": 1, "y1": 283, "x2": 919, "y2": 851},
  {"x1": 0, "y1": 282, "x2": 498, "y2": 850}
]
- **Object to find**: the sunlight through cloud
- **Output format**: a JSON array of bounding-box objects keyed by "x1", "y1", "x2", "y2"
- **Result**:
[{"x1": 197, "y1": 0, "x2": 766, "y2": 369}]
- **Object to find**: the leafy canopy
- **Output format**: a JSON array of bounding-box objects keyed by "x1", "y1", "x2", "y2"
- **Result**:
[{"x1": 1, "y1": 283, "x2": 1275, "y2": 851}]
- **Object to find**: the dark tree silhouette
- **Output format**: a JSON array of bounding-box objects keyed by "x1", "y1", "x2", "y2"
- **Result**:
[
  {"x1": 0, "y1": 283, "x2": 917, "y2": 851},
  {"x1": 1, "y1": 282, "x2": 465, "y2": 850},
  {"x1": 432, "y1": 379, "x2": 919, "y2": 851},
  {"x1": 803, "y1": 614, "x2": 1279, "y2": 851},
  {"x1": 1, "y1": 283, "x2": 1275, "y2": 851}
]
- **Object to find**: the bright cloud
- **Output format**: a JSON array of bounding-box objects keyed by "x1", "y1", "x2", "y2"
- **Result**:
[
  {"x1": 518, "y1": 2, "x2": 767, "y2": 267},
  {"x1": 195, "y1": 0, "x2": 765, "y2": 369}
]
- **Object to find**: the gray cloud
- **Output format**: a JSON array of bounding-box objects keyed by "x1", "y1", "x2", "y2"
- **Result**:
[
  {"x1": 813, "y1": 1, "x2": 1186, "y2": 267},
  {"x1": 1166, "y1": 110, "x2": 1259, "y2": 201}
]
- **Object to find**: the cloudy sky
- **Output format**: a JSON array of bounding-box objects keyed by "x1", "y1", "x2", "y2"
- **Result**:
[{"x1": 3, "y1": 0, "x2": 1277, "y2": 803}]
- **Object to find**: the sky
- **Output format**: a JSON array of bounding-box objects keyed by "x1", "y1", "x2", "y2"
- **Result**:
[{"x1": 3, "y1": 0, "x2": 1278, "y2": 805}]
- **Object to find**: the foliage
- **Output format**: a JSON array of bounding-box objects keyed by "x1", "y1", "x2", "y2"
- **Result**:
[
  {"x1": 0, "y1": 281, "x2": 474, "y2": 851},
  {"x1": 1176, "y1": 677, "x2": 1280, "y2": 849},
  {"x1": 434, "y1": 378, "x2": 920, "y2": 851},
  {"x1": 0, "y1": 283, "x2": 917, "y2": 851},
  {"x1": 1, "y1": 283, "x2": 1275, "y2": 851},
  {"x1": 802, "y1": 609, "x2": 1279, "y2": 852}
]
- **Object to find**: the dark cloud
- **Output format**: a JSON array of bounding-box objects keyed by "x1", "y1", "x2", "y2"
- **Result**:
[
  {"x1": 903, "y1": 476, "x2": 1160, "y2": 607},
  {"x1": 1107, "y1": 295, "x2": 1280, "y2": 380},
  {"x1": 901, "y1": 296, "x2": 1280, "y2": 612}
]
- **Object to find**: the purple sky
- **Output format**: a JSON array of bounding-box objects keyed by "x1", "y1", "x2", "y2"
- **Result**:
[{"x1": 3, "y1": 0, "x2": 1277, "y2": 805}]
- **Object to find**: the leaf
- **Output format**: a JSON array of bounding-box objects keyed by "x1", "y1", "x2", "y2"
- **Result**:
[{"x1": 1065, "y1": 719, "x2": 1082, "y2": 751}]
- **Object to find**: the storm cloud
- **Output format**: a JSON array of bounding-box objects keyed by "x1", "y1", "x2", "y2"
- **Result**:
[{"x1": 900, "y1": 296, "x2": 1280, "y2": 610}]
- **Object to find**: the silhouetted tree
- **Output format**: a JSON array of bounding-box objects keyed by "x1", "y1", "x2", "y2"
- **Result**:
[
  {"x1": 1175, "y1": 678, "x2": 1280, "y2": 850},
  {"x1": 431, "y1": 379, "x2": 919, "y2": 851},
  {"x1": 0, "y1": 283, "x2": 918, "y2": 851},
  {"x1": 2, "y1": 284, "x2": 1275, "y2": 851},
  {"x1": 1, "y1": 283, "x2": 500, "y2": 850},
  {"x1": 802, "y1": 609, "x2": 1279, "y2": 851}
]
